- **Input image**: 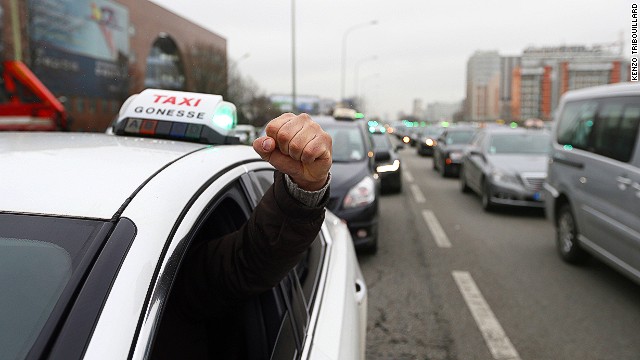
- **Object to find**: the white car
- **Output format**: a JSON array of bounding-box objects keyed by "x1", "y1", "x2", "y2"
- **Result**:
[{"x1": 0, "y1": 89, "x2": 367, "y2": 360}]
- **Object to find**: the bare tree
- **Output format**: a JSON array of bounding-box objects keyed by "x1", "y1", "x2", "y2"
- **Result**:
[
  {"x1": 183, "y1": 43, "x2": 282, "y2": 127},
  {"x1": 184, "y1": 43, "x2": 228, "y2": 97}
]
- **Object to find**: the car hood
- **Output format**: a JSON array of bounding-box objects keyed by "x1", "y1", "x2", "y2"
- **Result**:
[
  {"x1": 330, "y1": 161, "x2": 371, "y2": 193},
  {"x1": 487, "y1": 154, "x2": 549, "y2": 174}
]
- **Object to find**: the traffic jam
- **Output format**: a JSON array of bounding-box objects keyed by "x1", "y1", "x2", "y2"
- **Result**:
[{"x1": 2, "y1": 1, "x2": 640, "y2": 360}]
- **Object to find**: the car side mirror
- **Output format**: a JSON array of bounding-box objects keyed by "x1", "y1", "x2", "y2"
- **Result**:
[{"x1": 468, "y1": 148, "x2": 485, "y2": 161}]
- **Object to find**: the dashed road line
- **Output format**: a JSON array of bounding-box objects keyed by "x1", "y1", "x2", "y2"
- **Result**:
[
  {"x1": 409, "y1": 184, "x2": 425, "y2": 203},
  {"x1": 452, "y1": 271, "x2": 521, "y2": 360},
  {"x1": 421, "y1": 210, "x2": 452, "y2": 248},
  {"x1": 404, "y1": 170, "x2": 414, "y2": 183}
]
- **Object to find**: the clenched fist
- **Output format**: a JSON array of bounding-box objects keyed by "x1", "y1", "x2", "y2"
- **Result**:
[{"x1": 253, "y1": 113, "x2": 332, "y2": 191}]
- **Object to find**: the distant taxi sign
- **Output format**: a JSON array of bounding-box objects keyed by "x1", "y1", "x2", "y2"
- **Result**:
[
  {"x1": 114, "y1": 89, "x2": 239, "y2": 145},
  {"x1": 333, "y1": 107, "x2": 357, "y2": 120}
]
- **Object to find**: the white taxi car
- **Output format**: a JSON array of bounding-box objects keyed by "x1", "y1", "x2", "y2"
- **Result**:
[{"x1": 0, "y1": 89, "x2": 367, "y2": 360}]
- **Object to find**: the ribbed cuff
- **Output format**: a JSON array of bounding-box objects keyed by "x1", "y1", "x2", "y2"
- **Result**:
[{"x1": 284, "y1": 173, "x2": 331, "y2": 208}]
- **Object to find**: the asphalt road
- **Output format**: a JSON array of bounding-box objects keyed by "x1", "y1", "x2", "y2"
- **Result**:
[{"x1": 358, "y1": 147, "x2": 640, "y2": 360}]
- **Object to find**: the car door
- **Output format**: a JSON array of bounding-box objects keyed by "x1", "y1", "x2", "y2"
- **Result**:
[
  {"x1": 249, "y1": 167, "x2": 328, "y2": 360},
  {"x1": 577, "y1": 98, "x2": 640, "y2": 274},
  {"x1": 464, "y1": 132, "x2": 487, "y2": 192},
  {"x1": 105, "y1": 160, "x2": 310, "y2": 360}
]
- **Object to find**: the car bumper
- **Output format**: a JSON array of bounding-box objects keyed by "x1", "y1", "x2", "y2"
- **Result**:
[
  {"x1": 444, "y1": 162, "x2": 462, "y2": 176},
  {"x1": 487, "y1": 182, "x2": 546, "y2": 208},
  {"x1": 542, "y1": 182, "x2": 559, "y2": 221},
  {"x1": 379, "y1": 169, "x2": 402, "y2": 190},
  {"x1": 417, "y1": 145, "x2": 435, "y2": 155},
  {"x1": 328, "y1": 200, "x2": 379, "y2": 249}
]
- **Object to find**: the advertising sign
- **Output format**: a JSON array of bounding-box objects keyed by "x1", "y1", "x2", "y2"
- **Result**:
[{"x1": 29, "y1": 0, "x2": 130, "y2": 99}]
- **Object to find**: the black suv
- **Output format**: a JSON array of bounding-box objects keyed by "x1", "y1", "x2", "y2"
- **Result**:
[{"x1": 314, "y1": 115, "x2": 380, "y2": 253}]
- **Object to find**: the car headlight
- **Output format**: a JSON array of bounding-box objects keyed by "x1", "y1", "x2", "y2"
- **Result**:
[
  {"x1": 343, "y1": 176, "x2": 376, "y2": 209},
  {"x1": 449, "y1": 151, "x2": 463, "y2": 161},
  {"x1": 491, "y1": 170, "x2": 520, "y2": 185},
  {"x1": 425, "y1": 138, "x2": 436, "y2": 147},
  {"x1": 377, "y1": 159, "x2": 400, "y2": 173}
]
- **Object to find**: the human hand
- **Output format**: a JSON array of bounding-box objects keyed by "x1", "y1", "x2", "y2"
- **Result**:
[{"x1": 253, "y1": 113, "x2": 332, "y2": 191}]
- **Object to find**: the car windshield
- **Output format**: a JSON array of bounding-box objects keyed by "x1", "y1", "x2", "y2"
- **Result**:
[
  {"x1": 446, "y1": 130, "x2": 475, "y2": 145},
  {"x1": 0, "y1": 215, "x2": 107, "y2": 360},
  {"x1": 324, "y1": 126, "x2": 366, "y2": 162},
  {"x1": 488, "y1": 133, "x2": 551, "y2": 154}
]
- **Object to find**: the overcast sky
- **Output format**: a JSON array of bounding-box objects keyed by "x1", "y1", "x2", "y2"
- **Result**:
[{"x1": 150, "y1": 0, "x2": 630, "y2": 119}]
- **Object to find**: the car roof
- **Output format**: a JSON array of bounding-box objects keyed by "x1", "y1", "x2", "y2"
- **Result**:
[
  {"x1": 0, "y1": 132, "x2": 258, "y2": 219},
  {"x1": 313, "y1": 115, "x2": 364, "y2": 127},
  {"x1": 479, "y1": 126, "x2": 548, "y2": 135},
  {"x1": 562, "y1": 82, "x2": 640, "y2": 102},
  {"x1": 443, "y1": 125, "x2": 476, "y2": 132}
]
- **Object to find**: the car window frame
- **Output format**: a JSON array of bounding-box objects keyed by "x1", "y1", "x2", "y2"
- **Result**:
[
  {"x1": 126, "y1": 163, "x2": 256, "y2": 358},
  {"x1": 247, "y1": 166, "x2": 328, "y2": 359},
  {"x1": 0, "y1": 215, "x2": 117, "y2": 360}
]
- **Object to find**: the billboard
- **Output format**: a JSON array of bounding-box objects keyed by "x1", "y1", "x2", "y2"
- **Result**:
[{"x1": 29, "y1": 0, "x2": 130, "y2": 99}]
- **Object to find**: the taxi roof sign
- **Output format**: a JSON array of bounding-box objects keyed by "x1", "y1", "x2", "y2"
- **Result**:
[
  {"x1": 114, "y1": 89, "x2": 239, "y2": 145},
  {"x1": 333, "y1": 108, "x2": 358, "y2": 120}
]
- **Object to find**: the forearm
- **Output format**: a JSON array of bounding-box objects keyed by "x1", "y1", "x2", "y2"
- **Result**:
[{"x1": 204, "y1": 171, "x2": 328, "y2": 311}]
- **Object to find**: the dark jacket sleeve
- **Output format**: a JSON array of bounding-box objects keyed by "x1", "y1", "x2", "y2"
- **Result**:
[{"x1": 178, "y1": 170, "x2": 328, "y2": 319}]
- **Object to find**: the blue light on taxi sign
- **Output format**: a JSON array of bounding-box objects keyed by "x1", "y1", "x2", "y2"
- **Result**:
[{"x1": 114, "y1": 89, "x2": 240, "y2": 145}]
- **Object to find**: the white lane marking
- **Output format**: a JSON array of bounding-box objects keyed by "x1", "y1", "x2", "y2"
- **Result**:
[
  {"x1": 452, "y1": 271, "x2": 521, "y2": 360},
  {"x1": 421, "y1": 210, "x2": 452, "y2": 248},
  {"x1": 404, "y1": 170, "x2": 414, "y2": 183},
  {"x1": 410, "y1": 184, "x2": 425, "y2": 203}
]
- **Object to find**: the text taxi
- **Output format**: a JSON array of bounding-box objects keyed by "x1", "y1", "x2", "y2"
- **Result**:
[{"x1": 0, "y1": 89, "x2": 367, "y2": 360}]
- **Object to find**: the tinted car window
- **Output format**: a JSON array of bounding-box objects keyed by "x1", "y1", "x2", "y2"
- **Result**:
[
  {"x1": 488, "y1": 133, "x2": 550, "y2": 154},
  {"x1": 447, "y1": 130, "x2": 475, "y2": 145},
  {"x1": 556, "y1": 100, "x2": 598, "y2": 150},
  {"x1": 0, "y1": 215, "x2": 108, "y2": 360},
  {"x1": 557, "y1": 97, "x2": 640, "y2": 162},
  {"x1": 592, "y1": 98, "x2": 640, "y2": 162}
]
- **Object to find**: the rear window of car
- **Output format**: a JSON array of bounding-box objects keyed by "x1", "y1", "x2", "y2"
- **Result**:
[
  {"x1": 324, "y1": 125, "x2": 366, "y2": 162},
  {"x1": 446, "y1": 130, "x2": 475, "y2": 145},
  {"x1": 488, "y1": 132, "x2": 551, "y2": 155},
  {"x1": 0, "y1": 214, "x2": 108, "y2": 360}
]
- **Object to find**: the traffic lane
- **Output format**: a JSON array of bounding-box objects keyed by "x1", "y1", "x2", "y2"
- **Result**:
[
  {"x1": 403, "y1": 150, "x2": 640, "y2": 359},
  {"x1": 358, "y1": 187, "x2": 455, "y2": 360}
]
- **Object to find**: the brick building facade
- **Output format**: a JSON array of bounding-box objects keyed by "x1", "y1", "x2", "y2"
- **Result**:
[{"x1": 0, "y1": 0, "x2": 226, "y2": 131}]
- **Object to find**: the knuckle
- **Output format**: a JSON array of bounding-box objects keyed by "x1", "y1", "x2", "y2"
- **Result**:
[
  {"x1": 289, "y1": 140, "x2": 305, "y2": 155},
  {"x1": 298, "y1": 113, "x2": 312, "y2": 122},
  {"x1": 276, "y1": 129, "x2": 292, "y2": 143},
  {"x1": 320, "y1": 133, "x2": 332, "y2": 146},
  {"x1": 265, "y1": 122, "x2": 278, "y2": 135}
]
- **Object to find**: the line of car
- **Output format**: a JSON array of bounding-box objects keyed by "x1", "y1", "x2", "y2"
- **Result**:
[{"x1": 400, "y1": 82, "x2": 640, "y2": 293}]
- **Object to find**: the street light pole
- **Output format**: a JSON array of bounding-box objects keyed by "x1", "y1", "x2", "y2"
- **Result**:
[{"x1": 340, "y1": 20, "x2": 377, "y2": 104}]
